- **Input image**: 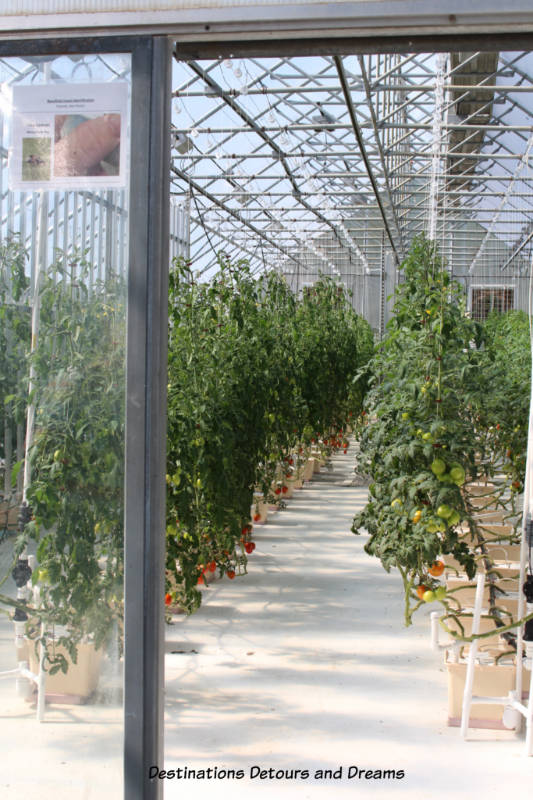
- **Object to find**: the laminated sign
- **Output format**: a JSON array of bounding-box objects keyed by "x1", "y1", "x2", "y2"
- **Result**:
[{"x1": 9, "y1": 82, "x2": 128, "y2": 190}]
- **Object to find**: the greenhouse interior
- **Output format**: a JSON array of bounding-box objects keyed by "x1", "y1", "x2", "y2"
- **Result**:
[{"x1": 1, "y1": 18, "x2": 533, "y2": 800}]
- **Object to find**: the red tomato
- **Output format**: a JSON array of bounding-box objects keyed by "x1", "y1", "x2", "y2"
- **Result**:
[
  {"x1": 165, "y1": 593, "x2": 172, "y2": 606},
  {"x1": 207, "y1": 561, "x2": 216, "y2": 573},
  {"x1": 227, "y1": 570, "x2": 235, "y2": 580}
]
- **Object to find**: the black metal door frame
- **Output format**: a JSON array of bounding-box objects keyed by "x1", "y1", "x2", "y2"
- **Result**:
[{"x1": 0, "y1": 33, "x2": 171, "y2": 800}]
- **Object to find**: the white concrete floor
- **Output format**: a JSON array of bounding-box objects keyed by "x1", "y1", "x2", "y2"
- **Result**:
[
  {"x1": 1, "y1": 445, "x2": 532, "y2": 798},
  {"x1": 164, "y1": 447, "x2": 533, "y2": 800}
]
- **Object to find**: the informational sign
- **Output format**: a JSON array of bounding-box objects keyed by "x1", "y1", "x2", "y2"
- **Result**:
[{"x1": 9, "y1": 82, "x2": 128, "y2": 190}]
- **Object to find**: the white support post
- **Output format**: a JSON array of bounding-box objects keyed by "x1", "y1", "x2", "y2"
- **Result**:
[
  {"x1": 36, "y1": 624, "x2": 46, "y2": 723},
  {"x1": 525, "y1": 642, "x2": 533, "y2": 756},
  {"x1": 460, "y1": 572, "x2": 485, "y2": 739}
]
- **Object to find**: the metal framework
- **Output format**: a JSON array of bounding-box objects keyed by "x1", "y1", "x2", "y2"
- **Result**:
[{"x1": 170, "y1": 48, "x2": 533, "y2": 322}]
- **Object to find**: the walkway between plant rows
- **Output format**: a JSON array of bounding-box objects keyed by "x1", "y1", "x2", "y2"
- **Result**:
[{"x1": 164, "y1": 444, "x2": 533, "y2": 800}]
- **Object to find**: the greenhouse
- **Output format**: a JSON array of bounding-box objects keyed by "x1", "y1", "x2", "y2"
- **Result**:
[{"x1": 1, "y1": 3, "x2": 533, "y2": 799}]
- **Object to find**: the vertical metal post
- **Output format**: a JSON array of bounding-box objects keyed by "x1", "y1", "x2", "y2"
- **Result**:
[
  {"x1": 105, "y1": 189, "x2": 113, "y2": 282},
  {"x1": 124, "y1": 35, "x2": 171, "y2": 800},
  {"x1": 379, "y1": 230, "x2": 385, "y2": 338}
]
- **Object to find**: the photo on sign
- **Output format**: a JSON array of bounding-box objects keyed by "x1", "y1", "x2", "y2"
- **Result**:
[
  {"x1": 21, "y1": 137, "x2": 51, "y2": 181},
  {"x1": 53, "y1": 112, "x2": 121, "y2": 178}
]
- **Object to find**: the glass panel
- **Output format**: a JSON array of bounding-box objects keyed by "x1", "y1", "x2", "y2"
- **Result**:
[
  {"x1": 0, "y1": 52, "x2": 130, "y2": 799},
  {"x1": 471, "y1": 287, "x2": 515, "y2": 321}
]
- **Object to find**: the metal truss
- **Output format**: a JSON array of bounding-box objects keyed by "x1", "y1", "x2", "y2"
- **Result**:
[{"x1": 171, "y1": 47, "x2": 533, "y2": 286}]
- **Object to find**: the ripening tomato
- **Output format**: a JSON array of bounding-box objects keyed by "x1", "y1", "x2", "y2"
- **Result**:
[
  {"x1": 416, "y1": 585, "x2": 428, "y2": 600},
  {"x1": 253, "y1": 514, "x2": 261, "y2": 522},
  {"x1": 428, "y1": 560, "x2": 445, "y2": 577},
  {"x1": 412, "y1": 509, "x2": 422, "y2": 524}
]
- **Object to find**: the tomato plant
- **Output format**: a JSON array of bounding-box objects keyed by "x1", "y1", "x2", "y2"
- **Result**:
[
  {"x1": 0, "y1": 254, "x2": 126, "y2": 674},
  {"x1": 166, "y1": 255, "x2": 372, "y2": 613},
  {"x1": 0, "y1": 238, "x2": 30, "y2": 507},
  {"x1": 352, "y1": 236, "x2": 486, "y2": 625}
]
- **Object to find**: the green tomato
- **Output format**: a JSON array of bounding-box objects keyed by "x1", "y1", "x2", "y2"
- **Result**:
[
  {"x1": 36, "y1": 567, "x2": 49, "y2": 584},
  {"x1": 401, "y1": 412, "x2": 410, "y2": 420},
  {"x1": 391, "y1": 498, "x2": 403, "y2": 511},
  {"x1": 426, "y1": 519, "x2": 446, "y2": 533},
  {"x1": 431, "y1": 458, "x2": 447, "y2": 476},
  {"x1": 449, "y1": 465, "x2": 466, "y2": 486},
  {"x1": 422, "y1": 432, "x2": 433, "y2": 442},
  {"x1": 438, "y1": 473, "x2": 454, "y2": 483},
  {"x1": 447, "y1": 510, "x2": 461, "y2": 526},
  {"x1": 435, "y1": 586, "x2": 447, "y2": 601},
  {"x1": 437, "y1": 504, "x2": 453, "y2": 520},
  {"x1": 53, "y1": 449, "x2": 61, "y2": 461},
  {"x1": 422, "y1": 590, "x2": 436, "y2": 603}
]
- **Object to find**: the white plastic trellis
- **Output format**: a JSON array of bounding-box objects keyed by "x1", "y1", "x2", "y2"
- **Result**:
[{"x1": 459, "y1": 248, "x2": 533, "y2": 752}]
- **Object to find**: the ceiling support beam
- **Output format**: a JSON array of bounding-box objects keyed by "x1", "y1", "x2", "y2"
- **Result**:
[{"x1": 334, "y1": 54, "x2": 402, "y2": 266}]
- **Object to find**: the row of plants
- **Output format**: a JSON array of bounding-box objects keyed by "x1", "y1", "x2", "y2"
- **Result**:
[
  {"x1": 478, "y1": 309, "x2": 530, "y2": 494},
  {"x1": 352, "y1": 235, "x2": 530, "y2": 637},
  {"x1": 1, "y1": 243, "x2": 373, "y2": 672},
  {"x1": 0, "y1": 245, "x2": 126, "y2": 673},
  {"x1": 166, "y1": 255, "x2": 373, "y2": 613},
  {"x1": 0, "y1": 239, "x2": 30, "y2": 508}
]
